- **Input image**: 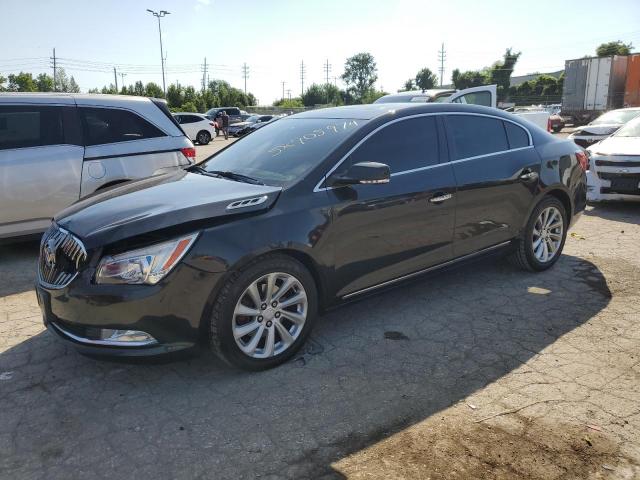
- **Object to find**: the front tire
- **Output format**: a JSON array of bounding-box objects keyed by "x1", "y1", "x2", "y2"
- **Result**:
[
  {"x1": 209, "y1": 255, "x2": 318, "y2": 370},
  {"x1": 197, "y1": 130, "x2": 211, "y2": 145},
  {"x1": 509, "y1": 196, "x2": 568, "y2": 272}
]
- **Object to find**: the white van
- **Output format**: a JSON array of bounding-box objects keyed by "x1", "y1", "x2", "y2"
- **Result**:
[{"x1": 0, "y1": 93, "x2": 196, "y2": 239}]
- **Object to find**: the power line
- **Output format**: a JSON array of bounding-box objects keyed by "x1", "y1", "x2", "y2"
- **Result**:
[{"x1": 438, "y1": 42, "x2": 446, "y2": 86}]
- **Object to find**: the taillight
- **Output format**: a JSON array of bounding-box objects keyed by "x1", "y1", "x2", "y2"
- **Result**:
[
  {"x1": 575, "y1": 151, "x2": 588, "y2": 171},
  {"x1": 547, "y1": 118, "x2": 552, "y2": 133},
  {"x1": 181, "y1": 147, "x2": 196, "y2": 161}
]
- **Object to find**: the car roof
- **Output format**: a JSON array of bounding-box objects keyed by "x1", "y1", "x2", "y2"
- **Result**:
[
  {"x1": 0, "y1": 92, "x2": 158, "y2": 107},
  {"x1": 290, "y1": 102, "x2": 519, "y2": 121},
  {"x1": 173, "y1": 112, "x2": 206, "y2": 116}
]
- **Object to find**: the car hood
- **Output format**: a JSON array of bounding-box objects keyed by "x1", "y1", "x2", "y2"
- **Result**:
[
  {"x1": 55, "y1": 170, "x2": 282, "y2": 248},
  {"x1": 587, "y1": 136, "x2": 640, "y2": 156},
  {"x1": 572, "y1": 123, "x2": 621, "y2": 136}
]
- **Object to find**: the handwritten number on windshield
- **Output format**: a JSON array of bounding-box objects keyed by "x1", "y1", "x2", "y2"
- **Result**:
[{"x1": 269, "y1": 121, "x2": 358, "y2": 157}]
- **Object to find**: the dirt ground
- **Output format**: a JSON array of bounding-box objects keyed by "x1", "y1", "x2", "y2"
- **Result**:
[{"x1": 1, "y1": 202, "x2": 639, "y2": 480}]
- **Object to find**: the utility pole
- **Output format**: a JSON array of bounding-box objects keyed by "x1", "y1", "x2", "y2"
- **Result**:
[
  {"x1": 286, "y1": 89, "x2": 292, "y2": 100},
  {"x1": 323, "y1": 59, "x2": 332, "y2": 103},
  {"x1": 50, "y1": 48, "x2": 57, "y2": 92},
  {"x1": 241, "y1": 63, "x2": 249, "y2": 94},
  {"x1": 119, "y1": 72, "x2": 127, "y2": 91},
  {"x1": 146, "y1": 9, "x2": 170, "y2": 96},
  {"x1": 113, "y1": 67, "x2": 118, "y2": 92},
  {"x1": 202, "y1": 57, "x2": 208, "y2": 92},
  {"x1": 300, "y1": 60, "x2": 306, "y2": 96},
  {"x1": 437, "y1": 42, "x2": 446, "y2": 87},
  {"x1": 323, "y1": 59, "x2": 331, "y2": 85},
  {"x1": 281, "y1": 81, "x2": 286, "y2": 102}
]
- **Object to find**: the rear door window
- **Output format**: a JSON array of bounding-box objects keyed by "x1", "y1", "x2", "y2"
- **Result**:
[
  {"x1": 0, "y1": 105, "x2": 65, "y2": 150},
  {"x1": 347, "y1": 116, "x2": 440, "y2": 173},
  {"x1": 504, "y1": 121, "x2": 530, "y2": 148},
  {"x1": 446, "y1": 115, "x2": 508, "y2": 160},
  {"x1": 80, "y1": 107, "x2": 165, "y2": 146},
  {"x1": 181, "y1": 115, "x2": 201, "y2": 124}
]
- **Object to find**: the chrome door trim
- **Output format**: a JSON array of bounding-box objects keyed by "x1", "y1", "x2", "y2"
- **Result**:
[
  {"x1": 341, "y1": 240, "x2": 512, "y2": 300},
  {"x1": 313, "y1": 112, "x2": 533, "y2": 193}
]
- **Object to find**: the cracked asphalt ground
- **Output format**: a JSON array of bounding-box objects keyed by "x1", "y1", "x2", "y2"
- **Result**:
[{"x1": 1, "y1": 203, "x2": 639, "y2": 479}]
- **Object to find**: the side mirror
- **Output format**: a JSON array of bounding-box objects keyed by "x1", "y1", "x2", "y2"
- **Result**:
[{"x1": 328, "y1": 161, "x2": 390, "y2": 187}]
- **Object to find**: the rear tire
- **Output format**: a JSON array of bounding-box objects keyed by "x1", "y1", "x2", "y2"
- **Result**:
[
  {"x1": 197, "y1": 130, "x2": 211, "y2": 145},
  {"x1": 508, "y1": 196, "x2": 568, "y2": 272},
  {"x1": 209, "y1": 255, "x2": 318, "y2": 371}
]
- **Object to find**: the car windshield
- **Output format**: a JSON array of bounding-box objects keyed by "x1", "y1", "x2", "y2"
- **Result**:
[
  {"x1": 201, "y1": 117, "x2": 363, "y2": 186},
  {"x1": 591, "y1": 109, "x2": 640, "y2": 125},
  {"x1": 614, "y1": 116, "x2": 640, "y2": 137},
  {"x1": 245, "y1": 115, "x2": 260, "y2": 123}
]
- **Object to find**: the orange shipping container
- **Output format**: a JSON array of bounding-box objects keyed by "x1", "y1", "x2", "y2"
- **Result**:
[{"x1": 625, "y1": 54, "x2": 640, "y2": 107}]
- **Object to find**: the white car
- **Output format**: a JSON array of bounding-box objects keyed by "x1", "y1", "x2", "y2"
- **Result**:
[
  {"x1": 173, "y1": 112, "x2": 216, "y2": 145},
  {"x1": 0, "y1": 93, "x2": 195, "y2": 239},
  {"x1": 586, "y1": 115, "x2": 640, "y2": 202},
  {"x1": 569, "y1": 108, "x2": 640, "y2": 148}
]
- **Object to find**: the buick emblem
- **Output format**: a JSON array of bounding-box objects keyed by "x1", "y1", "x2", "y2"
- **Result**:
[{"x1": 44, "y1": 239, "x2": 57, "y2": 268}]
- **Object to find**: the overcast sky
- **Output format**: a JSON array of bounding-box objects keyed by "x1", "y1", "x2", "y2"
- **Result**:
[{"x1": 1, "y1": 0, "x2": 639, "y2": 104}]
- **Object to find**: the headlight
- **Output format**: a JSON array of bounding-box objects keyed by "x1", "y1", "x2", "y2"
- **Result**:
[{"x1": 95, "y1": 233, "x2": 198, "y2": 285}]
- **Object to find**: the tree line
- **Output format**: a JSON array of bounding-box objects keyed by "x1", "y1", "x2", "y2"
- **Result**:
[{"x1": 1, "y1": 41, "x2": 633, "y2": 111}]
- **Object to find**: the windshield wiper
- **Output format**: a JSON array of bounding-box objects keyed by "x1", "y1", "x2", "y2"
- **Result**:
[
  {"x1": 188, "y1": 165, "x2": 264, "y2": 185},
  {"x1": 208, "y1": 170, "x2": 264, "y2": 185}
]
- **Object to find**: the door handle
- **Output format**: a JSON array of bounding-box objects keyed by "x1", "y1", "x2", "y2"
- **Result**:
[
  {"x1": 429, "y1": 193, "x2": 453, "y2": 204},
  {"x1": 519, "y1": 170, "x2": 539, "y2": 181}
]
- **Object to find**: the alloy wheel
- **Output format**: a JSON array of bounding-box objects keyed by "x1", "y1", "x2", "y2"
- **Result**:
[
  {"x1": 531, "y1": 206, "x2": 564, "y2": 263},
  {"x1": 232, "y1": 272, "x2": 308, "y2": 359}
]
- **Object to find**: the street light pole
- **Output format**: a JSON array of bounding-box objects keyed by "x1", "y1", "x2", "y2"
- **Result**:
[{"x1": 146, "y1": 9, "x2": 170, "y2": 96}]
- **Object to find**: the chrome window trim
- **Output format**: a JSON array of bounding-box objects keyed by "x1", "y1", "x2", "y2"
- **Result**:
[{"x1": 313, "y1": 111, "x2": 533, "y2": 192}]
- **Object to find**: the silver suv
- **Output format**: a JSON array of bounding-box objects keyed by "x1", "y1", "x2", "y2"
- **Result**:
[{"x1": 0, "y1": 93, "x2": 195, "y2": 239}]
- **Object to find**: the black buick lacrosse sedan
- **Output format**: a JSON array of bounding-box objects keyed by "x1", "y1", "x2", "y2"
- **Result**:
[{"x1": 36, "y1": 103, "x2": 587, "y2": 370}]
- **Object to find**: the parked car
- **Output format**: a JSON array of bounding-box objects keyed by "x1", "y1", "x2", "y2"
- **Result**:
[
  {"x1": 568, "y1": 107, "x2": 640, "y2": 147},
  {"x1": 586, "y1": 115, "x2": 640, "y2": 202},
  {"x1": 36, "y1": 103, "x2": 586, "y2": 370},
  {"x1": 241, "y1": 116, "x2": 281, "y2": 135},
  {"x1": 228, "y1": 115, "x2": 274, "y2": 137},
  {"x1": 0, "y1": 93, "x2": 195, "y2": 240},
  {"x1": 173, "y1": 112, "x2": 216, "y2": 145}
]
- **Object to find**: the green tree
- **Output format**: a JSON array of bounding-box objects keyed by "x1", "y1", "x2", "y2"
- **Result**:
[
  {"x1": 342, "y1": 52, "x2": 378, "y2": 102},
  {"x1": 35, "y1": 73, "x2": 54, "y2": 92},
  {"x1": 55, "y1": 68, "x2": 80, "y2": 93},
  {"x1": 596, "y1": 41, "x2": 633, "y2": 56},
  {"x1": 401, "y1": 79, "x2": 416, "y2": 91},
  {"x1": 301, "y1": 83, "x2": 325, "y2": 106},
  {"x1": 166, "y1": 83, "x2": 184, "y2": 108},
  {"x1": 87, "y1": 88, "x2": 100, "y2": 93},
  {"x1": 361, "y1": 89, "x2": 388, "y2": 104},
  {"x1": 180, "y1": 101, "x2": 198, "y2": 113},
  {"x1": 145, "y1": 82, "x2": 164, "y2": 98},
  {"x1": 415, "y1": 68, "x2": 438, "y2": 90},
  {"x1": 273, "y1": 98, "x2": 304, "y2": 108},
  {"x1": 451, "y1": 68, "x2": 488, "y2": 89},
  {"x1": 8, "y1": 72, "x2": 37, "y2": 91},
  {"x1": 133, "y1": 81, "x2": 146, "y2": 96},
  {"x1": 0, "y1": 75, "x2": 6, "y2": 91},
  {"x1": 487, "y1": 48, "x2": 521, "y2": 102}
]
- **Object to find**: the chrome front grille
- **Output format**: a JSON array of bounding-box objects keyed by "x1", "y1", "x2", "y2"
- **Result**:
[{"x1": 38, "y1": 224, "x2": 87, "y2": 289}]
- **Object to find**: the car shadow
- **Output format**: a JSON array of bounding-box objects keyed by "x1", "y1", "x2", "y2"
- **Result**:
[
  {"x1": 0, "y1": 239, "x2": 40, "y2": 296},
  {"x1": 584, "y1": 202, "x2": 640, "y2": 224},
  {"x1": 0, "y1": 254, "x2": 611, "y2": 479}
]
